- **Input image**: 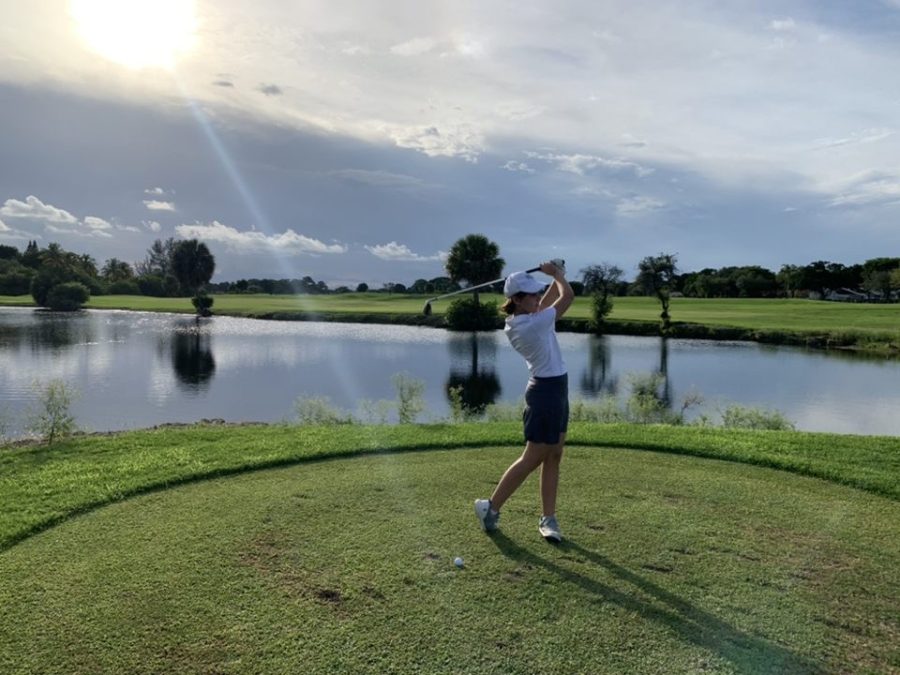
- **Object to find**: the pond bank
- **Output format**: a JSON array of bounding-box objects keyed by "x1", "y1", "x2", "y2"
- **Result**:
[{"x1": 244, "y1": 310, "x2": 900, "y2": 356}]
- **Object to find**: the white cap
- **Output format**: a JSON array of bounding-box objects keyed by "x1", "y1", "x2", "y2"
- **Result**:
[{"x1": 503, "y1": 271, "x2": 545, "y2": 297}]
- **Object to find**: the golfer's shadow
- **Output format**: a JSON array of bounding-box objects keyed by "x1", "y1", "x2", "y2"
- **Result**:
[{"x1": 488, "y1": 532, "x2": 822, "y2": 675}]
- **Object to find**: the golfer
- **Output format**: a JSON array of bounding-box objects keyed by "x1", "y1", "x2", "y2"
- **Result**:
[{"x1": 475, "y1": 260, "x2": 574, "y2": 542}]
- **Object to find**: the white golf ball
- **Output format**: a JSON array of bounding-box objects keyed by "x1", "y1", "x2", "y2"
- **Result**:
[{"x1": 454, "y1": 557, "x2": 464, "y2": 568}]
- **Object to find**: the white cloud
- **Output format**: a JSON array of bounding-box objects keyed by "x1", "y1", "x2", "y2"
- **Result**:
[
  {"x1": 83, "y1": 216, "x2": 113, "y2": 231},
  {"x1": 828, "y1": 170, "x2": 900, "y2": 207},
  {"x1": 388, "y1": 124, "x2": 483, "y2": 162},
  {"x1": 175, "y1": 221, "x2": 347, "y2": 255},
  {"x1": 811, "y1": 128, "x2": 894, "y2": 150},
  {"x1": 0, "y1": 219, "x2": 7, "y2": 232},
  {"x1": 390, "y1": 37, "x2": 437, "y2": 56},
  {"x1": 770, "y1": 18, "x2": 796, "y2": 31},
  {"x1": 143, "y1": 200, "x2": 176, "y2": 211},
  {"x1": 525, "y1": 151, "x2": 654, "y2": 177},
  {"x1": 0, "y1": 195, "x2": 78, "y2": 223},
  {"x1": 143, "y1": 220, "x2": 162, "y2": 232},
  {"x1": 46, "y1": 223, "x2": 113, "y2": 238},
  {"x1": 501, "y1": 160, "x2": 535, "y2": 174},
  {"x1": 365, "y1": 241, "x2": 444, "y2": 261},
  {"x1": 144, "y1": 187, "x2": 167, "y2": 195},
  {"x1": 616, "y1": 195, "x2": 666, "y2": 216}
]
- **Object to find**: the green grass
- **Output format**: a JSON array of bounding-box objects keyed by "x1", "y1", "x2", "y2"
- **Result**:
[
  {"x1": 1, "y1": 423, "x2": 898, "y2": 673},
  {"x1": 3, "y1": 292, "x2": 899, "y2": 334}
]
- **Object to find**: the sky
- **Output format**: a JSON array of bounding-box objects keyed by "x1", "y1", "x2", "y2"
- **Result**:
[{"x1": 2, "y1": 1, "x2": 900, "y2": 287}]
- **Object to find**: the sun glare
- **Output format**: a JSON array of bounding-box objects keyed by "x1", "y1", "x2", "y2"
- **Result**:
[{"x1": 69, "y1": 0, "x2": 196, "y2": 70}]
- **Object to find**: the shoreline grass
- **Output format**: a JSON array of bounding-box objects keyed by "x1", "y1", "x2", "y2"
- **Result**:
[
  {"x1": 2, "y1": 422, "x2": 898, "y2": 553},
  {"x1": 3, "y1": 293, "x2": 898, "y2": 354}
]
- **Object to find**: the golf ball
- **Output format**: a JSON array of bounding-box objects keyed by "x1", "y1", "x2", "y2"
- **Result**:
[{"x1": 454, "y1": 557, "x2": 464, "y2": 568}]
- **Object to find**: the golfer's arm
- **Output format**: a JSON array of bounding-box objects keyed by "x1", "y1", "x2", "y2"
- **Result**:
[
  {"x1": 539, "y1": 282, "x2": 560, "y2": 310},
  {"x1": 549, "y1": 274, "x2": 574, "y2": 318}
]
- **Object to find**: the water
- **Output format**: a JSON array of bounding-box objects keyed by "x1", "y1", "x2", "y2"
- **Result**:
[{"x1": 1, "y1": 307, "x2": 899, "y2": 437}]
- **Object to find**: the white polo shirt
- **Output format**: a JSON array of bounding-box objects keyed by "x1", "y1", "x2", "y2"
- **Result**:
[{"x1": 504, "y1": 307, "x2": 567, "y2": 378}]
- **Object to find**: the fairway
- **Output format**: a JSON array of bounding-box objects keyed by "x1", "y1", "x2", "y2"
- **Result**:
[{"x1": 2, "y1": 446, "x2": 897, "y2": 674}]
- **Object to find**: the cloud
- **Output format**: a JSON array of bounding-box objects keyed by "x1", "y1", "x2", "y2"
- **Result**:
[
  {"x1": 327, "y1": 169, "x2": 425, "y2": 188},
  {"x1": 213, "y1": 80, "x2": 234, "y2": 87},
  {"x1": 365, "y1": 241, "x2": 445, "y2": 261},
  {"x1": 525, "y1": 151, "x2": 654, "y2": 177},
  {"x1": 258, "y1": 84, "x2": 283, "y2": 96},
  {"x1": 811, "y1": 128, "x2": 894, "y2": 150},
  {"x1": 144, "y1": 187, "x2": 167, "y2": 196},
  {"x1": 828, "y1": 170, "x2": 900, "y2": 207},
  {"x1": 388, "y1": 124, "x2": 482, "y2": 162},
  {"x1": 175, "y1": 221, "x2": 347, "y2": 255},
  {"x1": 144, "y1": 200, "x2": 176, "y2": 211},
  {"x1": 83, "y1": 216, "x2": 113, "y2": 232},
  {"x1": 0, "y1": 195, "x2": 78, "y2": 223},
  {"x1": 501, "y1": 160, "x2": 535, "y2": 174},
  {"x1": 390, "y1": 37, "x2": 437, "y2": 56},
  {"x1": 143, "y1": 220, "x2": 162, "y2": 232},
  {"x1": 770, "y1": 18, "x2": 796, "y2": 31},
  {"x1": 616, "y1": 195, "x2": 666, "y2": 216}
]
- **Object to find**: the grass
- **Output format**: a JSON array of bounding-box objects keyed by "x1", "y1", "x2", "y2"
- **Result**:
[
  {"x1": 1, "y1": 292, "x2": 898, "y2": 330},
  {"x1": 1, "y1": 423, "x2": 898, "y2": 673}
]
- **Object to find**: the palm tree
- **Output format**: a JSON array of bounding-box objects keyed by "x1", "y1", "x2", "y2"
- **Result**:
[
  {"x1": 101, "y1": 258, "x2": 134, "y2": 283},
  {"x1": 444, "y1": 234, "x2": 505, "y2": 309}
]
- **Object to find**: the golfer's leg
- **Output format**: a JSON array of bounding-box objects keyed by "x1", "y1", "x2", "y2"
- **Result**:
[
  {"x1": 490, "y1": 441, "x2": 552, "y2": 510},
  {"x1": 540, "y1": 433, "x2": 566, "y2": 517}
]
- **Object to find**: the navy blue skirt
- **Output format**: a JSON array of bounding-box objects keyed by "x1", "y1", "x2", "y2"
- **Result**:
[{"x1": 523, "y1": 373, "x2": 569, "y2": 444}]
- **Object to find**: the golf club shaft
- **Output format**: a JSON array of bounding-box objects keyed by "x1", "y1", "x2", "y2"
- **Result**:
[{"x1": 425, "y1": 266, "x2": 540, "y2": 305}]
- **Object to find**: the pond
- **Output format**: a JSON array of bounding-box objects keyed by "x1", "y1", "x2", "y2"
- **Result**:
[{"x1": 1, "y1": 307, "x2": 899, "y2": 437}]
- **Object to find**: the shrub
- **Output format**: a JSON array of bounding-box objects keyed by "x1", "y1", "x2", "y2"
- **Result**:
[
  {"x1": 720, "y1": 405, "x2": 795, "y2": 431},
  {"x1": 294, "y1": 396, "x2": 354, "y2": 425},
  {"x1": 137, "y1": 275, "x2": 167, "y2": 297},
  {"x1": 108, "y1": 279, "x2": 141, "y2": 295},
  {"x1": 357, "y1": 399, "x2": 392, "y2": 425},
  {"x1": 46, "y1": 282, "x2": 90, "y2": 311},
  {"x1": 589, "y1": 293, "x2": 614, "y2": 332},
  {"x1": 27, "y1": 379, "x2": 78, "y2": 444},
  {"x1": 445, "y1": 297, "x2": 501, "y2": 331},
  {"x1": 392, "y1": 372, "x2": 426, "y2": 423},
  {"x1": 447, "y1": 385, "x2": 472, "y2": 423},
  {"x1": 191, "y1": 291, "x2": 214, "y2": 316},
  {"x1": 0, "y1": 271, "x2": 34, "y2": 295}
]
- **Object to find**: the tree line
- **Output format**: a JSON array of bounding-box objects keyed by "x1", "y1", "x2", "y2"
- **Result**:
[{"x1": 0, "y1": 238, "x2": 215, "y2": 312}]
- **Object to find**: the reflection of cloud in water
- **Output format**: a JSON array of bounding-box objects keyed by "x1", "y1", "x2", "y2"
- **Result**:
[
  {"x1": 787, "y1": 393, "x2": 900, "y2": 435},
  {"x1": 147, "y1": 357, "x2": 177, "y2": 407},
  {"x1": 209, "y1": 339, "x2": 330, "y2": 370}
]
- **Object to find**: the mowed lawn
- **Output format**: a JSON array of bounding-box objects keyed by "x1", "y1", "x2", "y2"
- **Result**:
[
  {"x1": 2, "y1": 443, "x2": 898, "y2": 674},
  {"x1": 1, "y1": 423, "x2": 899, "y2": 674},
  {"x1": 3, "y1": 293, "x2": 899, "y2": 335}
]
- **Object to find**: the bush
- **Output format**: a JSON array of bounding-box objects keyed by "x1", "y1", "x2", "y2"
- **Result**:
[
  {"x1": 294, "y1": 396, "x2": 354, "y2": 425},
  {"x1": 137, "y1": 274, "x2": 167, "y2": 297},
  {"x1": 392, "y1": 372, "x2": 426, "y2": 423},
  {"x1": 589, "y1": 293, "x2": 614, "y2": 332},
  {"x1": 46, "y1": 282, "x2": 90, "y2": 311},
  {"x1": 445, "y1": 297, "x2": 501, "y2": 331},
  {"x1": 0, "y1": 271, "x2": 34, "y2": 295},
  {"x1": 191, "y1": 291, "x2": 214, "y2": 316},
  {"x1": 27, "y1": 379, "x2": 78, "y2": 444},
  {"x1": 720, "y1": 405, "x2": 795, "y2": 431},
  {"x1": 108, "y1": 280, "x2": 141, "y2": 295}
]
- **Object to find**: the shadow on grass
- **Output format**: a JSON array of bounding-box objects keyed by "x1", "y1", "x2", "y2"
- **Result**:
[{"x1": 489, "y1": 532, "x2": 823, "y2": 675}]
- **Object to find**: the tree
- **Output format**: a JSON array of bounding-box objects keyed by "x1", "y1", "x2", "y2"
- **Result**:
[
  {"x1": 101, "y1": 258, "x2": 134, "y2": 283},
  {"x1": 580, "y1": 263, "x2": 623, "y2": 331},
  {"x1": 356, "y1": 282, "x2": 369, "y2": 293},
  {"x1": 0, "y1": 245, "x2": 19, "y2": 260},
  {"x1": 135, "y1": 237, "x2": 177, "y2": 277},
  {"x1": 444, "y1": 234, "x2": 505, "y2": 310},
  {"x1": 637, "y1": 253, "x2": 678, "y2": 330},
  {"x1": 171, "y1": 239, "x2": 215, "y2": 296},
  {"x1": 21, "y1": 241, "x2": 41, "y2": 269}
]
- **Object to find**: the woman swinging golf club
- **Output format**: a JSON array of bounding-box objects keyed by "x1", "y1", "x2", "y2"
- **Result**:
[{"x1": 475, "y1": 259, "x2": 574, "y2": 542}]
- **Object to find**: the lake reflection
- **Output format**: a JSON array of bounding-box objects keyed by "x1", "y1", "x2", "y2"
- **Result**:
[{"x1": 1, "y1": 307, "x2": 899, "y2": 437}]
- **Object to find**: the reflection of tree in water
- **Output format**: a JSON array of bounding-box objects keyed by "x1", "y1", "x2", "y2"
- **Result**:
[
  {"x1": 579, "y1": 335, "x2": 618, "y2": 397},
  {"x1": 29, "y1": 312, "x2": 94, "y2": 351},
  {"x1": 445, "y1": 332, "x2": 501, "y2": 415},
  {"x1": 171, "y1": 322, "x2": 216, "y2": 391},
  {"x1": 657, "y1": 337, "x2": 671, "y2": 408}
]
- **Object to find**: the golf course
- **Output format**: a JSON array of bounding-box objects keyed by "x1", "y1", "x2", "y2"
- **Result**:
[
  {"x1": 2, "y1": 422, "x2": 898, "y2": 674},
  {"x1": 2, "y1": 293, "x2": 899, "y2": 353}
]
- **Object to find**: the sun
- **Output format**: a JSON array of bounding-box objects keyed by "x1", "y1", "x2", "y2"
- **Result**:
[{"x1": 69, "y1": 0, "x2": 197, "y2": 70}]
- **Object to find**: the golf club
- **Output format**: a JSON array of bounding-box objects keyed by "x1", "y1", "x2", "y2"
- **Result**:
[{"x1": 422, "y1": 260, "x2": 564, "y2": 316}]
